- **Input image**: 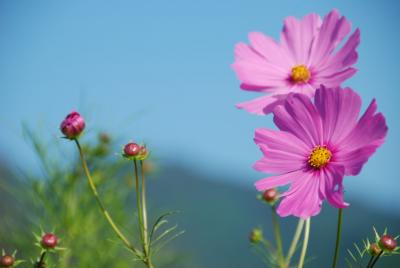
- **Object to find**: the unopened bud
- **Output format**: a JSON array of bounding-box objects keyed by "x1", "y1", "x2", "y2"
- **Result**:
[
  {"x1": 60, "y1": 111, "x2": 85, "y2": 139},
  {"x1": 41, "y1": 233, "x2": 58, "y2": 249},
  {"x1": 379, "y1": 235, "x2": 397, "y2": 251},
  {"x1": 0, "y1": 255, "x2": 14, "y2": 267},
  {"x1": 263, "y1": 188, "x2": 278, "y2": 202},
  {"x1": 123, "y1": 143, "x2": 142, "y2": 157},
  {"x1": 249, "y1": 228, "x2": 263, "y2": 244},
  {"x1": 368, "y1": 243, "x2": 382, "y2": 256}
]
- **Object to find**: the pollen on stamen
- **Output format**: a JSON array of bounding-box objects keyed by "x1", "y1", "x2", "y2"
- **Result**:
[
  {"x1": 291, "y1": 65, "x2": 311, "y2": 84},
  {"x1": 308, "y1": 145, "x2": 331, "y2": 169}
]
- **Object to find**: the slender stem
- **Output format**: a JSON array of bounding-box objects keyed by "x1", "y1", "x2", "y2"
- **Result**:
[
  {"x1": 140, "y1": 160, "x2": 150, "y2": 258},
  {"x1": 286, "y1": 219, "x2": 305, "y2": 266},
  {"x1": 271, "y1": 206, "x2": 285, "y2": 267},
  {"x1": 298, "y1": 218, "x2": 311, "y2": 268},
  {"x1": 366, "y1": 255, "x2": 374, "y2": 268},
  {"x1": 133, "y1": 160, "x2": 144, "y2": 243},
  {"x1": 369, "y1": 251, "x2": 383, "y2": 268},
  {"x1": 36, "y1": 251, "x2": 46, "y2": 267},
  {"x1": 331, "y1": 208, "x2": 343, "y2": 268},
  {"x1": 74, "y1": 139, "x2": 140, "y2": 256}
]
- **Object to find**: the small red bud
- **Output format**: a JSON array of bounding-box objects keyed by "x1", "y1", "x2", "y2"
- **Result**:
[
  {"x1": 60, "y1": 111, "x2": 85, "y2": 139},
  {"x1": 124, "y1": 143, "x2": 142, "y2": 157},
  {"x1": 0, "y1": 255, "x2": 15, "y2": 267},
  {"x1": 263, "y1": 188, "x2": 278, "y2": 202},
  {"x1": 369, "y1": 243, "x2": 382, "y2": 256},
  {"x1": 379, "y1": 235, "x2": 397, "y2": 251},
  {"x1": 41, "y1": 233, "x2": 58, "y2": 249}
]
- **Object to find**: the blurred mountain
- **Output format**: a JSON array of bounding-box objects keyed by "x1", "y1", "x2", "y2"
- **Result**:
[{"x1": 148, "y1": 162, "x2": 400, "y2": 268}]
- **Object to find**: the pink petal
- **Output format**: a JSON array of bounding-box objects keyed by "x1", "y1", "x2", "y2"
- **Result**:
[
  {"x1": 313, "y1": 67, "x2": 357, "y2": 88},
  {"x1": 254, "y1": 128, "x2": 309, "y2": 155},
  {"x1": 333, "y1": 145, "x2": 384, "y2": 175},
  {"x1": 309, "y1": 9, "x2": 352, "y2": 68},
  {"x1": 321, "y1": 165, "x2": 349, "y2": 208},
  {"x1": 232, "y1": 43, "x2": 288, "y2": 88},
  {"x1": 318, "y1": 28, "x2": 360, "y2": 75},
  {"x1": 334, "y1": 99, "x2": 388, "y2": 175},
  {"x1": 236, "y1": 94, "x2": 287, "y2": 115},
  {"x1": 314, "y1": 86, "x2": 361, "y2": 144},
  {"x1": 277, "y1": 171, "x2": 323, "y2": 218},
  {"x1": 281, "y1": 13, "x2": 322, "y2": 64},
  {"x1": 273, "y1": 93, "x2": 323, "y2": 147},
  {"x1": 248, "y1": 32, "x2": 293, "y2": 69},
  {"x1": 254, "y1": 169, "x2": 304, "y2": 191},
  {"x1": 254, "y1": 144, "x2": 306, "y2": 174}
]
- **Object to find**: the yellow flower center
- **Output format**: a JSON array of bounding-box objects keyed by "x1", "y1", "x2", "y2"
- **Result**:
[
  {"x1": 291, "y1": 65, "x2": 311, "y2": 84},
  {"x1": 308, "y1": 145, "x2": 331, "y2": 169}
]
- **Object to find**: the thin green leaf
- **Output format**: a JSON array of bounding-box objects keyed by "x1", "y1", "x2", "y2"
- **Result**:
[
  {"x1": 152, "y1": 230, "x2": 185, "y2": 256},
  {"x1": 149, "y1": 211, "x2": 179, "y2": 241}
]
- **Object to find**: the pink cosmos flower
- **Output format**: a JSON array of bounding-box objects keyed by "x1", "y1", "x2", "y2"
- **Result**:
[
  {"x1": 233, "y1": 9, "x2": 360, "y2": 115},
  {"x1": 254, "y1": 86, "x2": 387, "y2": 218}
]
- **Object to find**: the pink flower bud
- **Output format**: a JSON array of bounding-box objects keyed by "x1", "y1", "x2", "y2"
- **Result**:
[
  {"x1": 0, "y1": 255, "x2": 14, "y2": 267},
  {"x1": 124, "y1": 142, "x2": 142, "y2": 157},
  {"x1": 379, "y1": 235, "x2": 397, "y2": 251},
  {"x1": 263, "y1": 188, "x2": 278, "y2": 202},
  {"x1": 41, "y1": 233, "x2": 58, "y2": 249},
  {"x1": 60, "y1": 111, "x2": 85, "y2": 139}
]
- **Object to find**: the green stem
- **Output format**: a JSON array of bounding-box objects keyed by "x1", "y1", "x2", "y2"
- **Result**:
[
  {"x1": 369, "y1": 251, "x2": 383, "y2": 268},
  {"x1": 271, "y1": 206, "x2": 285, "y2": 267},
  {"x1": 74, "y1": 139, "x2": 140, "y2": 256},
  {"x1": 133, "y1": 160, "x2": 144, "y2": 243},
  {"x1": 298, "y1": 218, "x2": 310, "y2": 268},
  {"x1": 35, "y1": 251, "x2": 46, "y2": 267},
  {"x1": 286, "y1": 219, "x2": 305, "y2": 267},
  {"x1": 140, "y1": 160, "x2": 152, "y2": 266},
  {"x1": 331, "y1": 208, "x2": 343, "y2": 268},
  {"x1": 366, "y1": 255, "x2": 374, "y2": 268}
]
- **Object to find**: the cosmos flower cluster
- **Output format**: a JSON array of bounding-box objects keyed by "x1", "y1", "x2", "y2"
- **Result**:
[{"x1": 233, "y1": 9, "x2": 388, "y2": 218}]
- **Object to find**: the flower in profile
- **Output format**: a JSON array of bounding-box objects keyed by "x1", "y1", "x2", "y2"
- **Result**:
[
  {"x1": 232, "y1": 9, "x2": 360, "y2": 114},
  {"x1": 253, "y1": 86, "x2": 387, "y2": 218},
  {"x1": 60, "y1": 111, "x2": 85, "y2": 139}
]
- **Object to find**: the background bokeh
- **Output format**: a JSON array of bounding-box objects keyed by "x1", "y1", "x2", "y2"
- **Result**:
[{"x1": 0, "y1": 0, "x2": 399, "y2": 267}]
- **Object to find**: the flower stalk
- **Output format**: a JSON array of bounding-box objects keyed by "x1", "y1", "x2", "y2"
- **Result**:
[
  {"x1": 271, "y1": 206, "x2": 285, "y2": 267},
  {"x1": 298, "y1": 218, "x2": 310, "y2": 268},
  {"x1": 74, "y1": 139, "x2": 141, "y2": 257},
  {"x1": 331, "y1": 208, "x2": 343, "y2": 268},
  {"x1": 132, "y1": 159, "x2": 154, "y2": 268},
  {"x1": 285, "y1": 219, "x2": 305, "y2": 267}
]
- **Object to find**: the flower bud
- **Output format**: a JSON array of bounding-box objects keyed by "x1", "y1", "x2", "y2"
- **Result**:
[
  {"x1": 368, "y1": 243, "x2": 382, "y2": 256},
  {"x1": 41, "y1": 233, "x2": 58, "y2": 249},
  {"x1": 263, "y1": 188, "x2": 278, "y2": 202},
  {"x1": 249, "y1": 228, "x2": 263, "y2": 244},
  {"x1": 0, "y1": 255, "x2": 14, "y2": 267},
  {"x1": 379, "y1": 235, "x2": 397, "y2": 251},
  {"x1": 123, "y1": 143, "x2": 142, "y2": 157},
  {"x1": 137, "y1": 146, "x2": 149, "y2": 160},
  {"x1": 60, "y1": 111, "x2": 85, "y2": 139}
]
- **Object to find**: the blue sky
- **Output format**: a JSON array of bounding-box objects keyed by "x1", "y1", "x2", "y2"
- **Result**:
[{"x1": 0, "y1": 0, "x2": 399, "y2": 212}]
